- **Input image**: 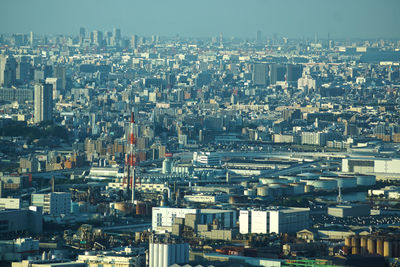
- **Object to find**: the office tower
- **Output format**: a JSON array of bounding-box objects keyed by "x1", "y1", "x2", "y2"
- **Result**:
[
  {"x1": 286, "y1": 64, "x2": 303, "y2": 82},
  {"x1": 29, "y1": 31, "x2": 34, "y2": 46},
  {"x1": 92, "y1": 30, "x2": 103, "y2": 46},
  {"x1": 79, "y1": 27, "x2": 86, "y2": 38},
  {"x1": 270, "y1": 64, "x2": 286, "y2": 85},
  {"x1": 219, "y1": 32, "x2": 223, "y2": 48},
  {"x1": 113, "y1": 28, "x2": 121, "y2": 41},
  {"x1": 1, "y1": 56, "x2": 17, "y2": 87},
  {"x1": 34, "y1": 83, "x2": 53, "y2": 123},
  {"x1": 53, "y1": 65, "x2": 66, "y2": 91},
  {"x1": 16, "y1": 57, "x2": 31, "y2": 83},
  {"x1": 252, "y1": 63, "x2": 268, "y2": 86},
  {"x1": 256, "y1": 30, "x2": 262, "y2": 45},
  {"x1": 130, "y1": 35, "x2": 138, "y2": 49}
]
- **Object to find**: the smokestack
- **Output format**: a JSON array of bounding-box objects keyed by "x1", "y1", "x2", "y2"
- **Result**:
[{"x1": 51, "y1": 176, "x2": 55, "y2": 193}]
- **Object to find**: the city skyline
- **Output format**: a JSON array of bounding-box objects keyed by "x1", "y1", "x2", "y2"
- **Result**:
[{"x1": 1, "y1": 0, "x2": 400, "y2": 39}]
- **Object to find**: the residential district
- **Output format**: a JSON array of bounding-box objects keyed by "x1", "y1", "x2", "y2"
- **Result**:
[{"x1": 0, "y1": 29, "x2": 400, "y2": 267}]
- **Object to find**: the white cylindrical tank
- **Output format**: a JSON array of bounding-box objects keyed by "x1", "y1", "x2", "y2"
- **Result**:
[
  {"x1": 149, "y1": 243, "x2": 154, "y2": 267},
  {"x1": 305, "y1": 179, "x2": 337, "y2": 190},
  {"x1": 260, "y1": 178, "x2": 289, "y2": 185},
  {"x1": 320, "y1": 176, "x2": 357, "y2": 188},
  {"x1": 280, "y1": 175, "x2": 301, "y2": 183},
  {"x1": 298, "y1": 172, "x2": 320, "y2": 180},
  {"x1": 356, "y1": 175, "x2": 376, "y2": 186},
  {"x1": 157, "y1": 244, "x2": 164, "y2": 266},
  {"x1": 163, "y1": 244, "x2": 169, "y2": 267}
]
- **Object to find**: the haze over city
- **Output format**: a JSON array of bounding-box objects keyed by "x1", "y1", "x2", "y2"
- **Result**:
[{"x1": 1, "y1": 0, "x2": 400, "y2": 38}]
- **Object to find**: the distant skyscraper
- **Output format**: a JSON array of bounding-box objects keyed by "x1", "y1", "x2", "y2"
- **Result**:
[
  {"x1": 79, "y1": 27, "x2": 86, "y2": 38},
  {"x1": 0, "y1": 55, "x2": 17, "y2": 87},
  {"x1": 252, "y1": 63, "x2": 268, "y2": 86},
  {"x1": 113, "y1": 28, "x2": 121, "y2": 41},
  {"x1": 92, "y1": 30, "x2": 103, "y2": 46},
  {"x1": 29, "y1": 31, "x2": 34, "y2": 46},
  {"x1": 130, "y1": 35, "x2": 138, "y2": 49},
  {"x1": 53, "y1": 65, "x2": 66, "y2": 91},
  {"x1": 256, "y1": 30, "x2": 262, "y2": 45},
  {"x1": 34, "y1": 83, "x2": 53, "y2": 123},
  {"x1": 219, "y1": 32, "x2": 223, "y2": 48}
]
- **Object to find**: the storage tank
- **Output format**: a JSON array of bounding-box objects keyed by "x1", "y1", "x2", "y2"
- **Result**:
[
  {"x1": 279, "y1": 175, "x2": 301, "y2": 183},
  {"x1": 244, "y1": 189, "x2": 256, "y2": 196},
  {"x1": 269, "y1": 183, "x2": 285, "y2": 189},
  {"x1": 377, "y1": 239, "x2": 384, "y2": 255},
  {"x1": 352, "y1": 246, "x2": 360, "y2": 255},
  {"x1": 297, "y1": 172, "x2": 320, "y2": 180},
  {"x1": 304, "y1": 179, "x2": 337, "y2": 191},
  {"x1": 304, "y1": 185, "x2": 314, "y2": 193},
  {"x1": 257, "y1": 186, "x2": 269, "y2": 197},
  {"x1": 259, "y1": 178, "x2": 289, "y2": 185},
  {"x1": 352, "y1": 236, "x2": 360, "y2": 249},
  {"x1": 384, "y1": 240, "x2": 392, "y2": 257},
  {"x1": 345, "y1": 237, "x2": 351, "y2": 247},
  {"x1": 149, "y1": 243, "x2": 154, "y2": 267},
  {"x1": 356, "y1": 175, "x2": 376, "y2": 186},
  {"x1": 114, "y1": 202, "x2": 134, "y2": 214},
  {"x1": 368, "y1": 238, "x2": 377, "y2": 255},
  {"x1": 290, "y1": 183, "x2": 305, "y2": 195},
  {"x1": 361, "y1": 237, "x2": 368, "y2": 254},
  {"x1": 332, "y1": 176, "x2": 357, "y2": 188}
]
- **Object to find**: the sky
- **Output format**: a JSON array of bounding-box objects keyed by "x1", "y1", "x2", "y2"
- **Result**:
[{"x1": 0, "y1": 0, "x2": 399, "y2": 39}]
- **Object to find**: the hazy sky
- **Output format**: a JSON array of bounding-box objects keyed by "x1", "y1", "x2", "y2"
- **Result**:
[{"x1": 1, "y1": 0, "x2": 399, "y2": 39}]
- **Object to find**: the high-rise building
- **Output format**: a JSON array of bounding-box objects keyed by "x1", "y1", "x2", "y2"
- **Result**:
[
  {"x1": 53, "y1": 65, "x2": 66, "y2": 90},
  {"x1": 113, "y1": 28, "x2": 121, "y2": 41},
  {"x1": 252, "y1": 63, "x2": 268, "y2": 86},
  {"x1": 256, "y1": 30, "x2": 262, "y2": 45},
  {"x1": 0, "y1": 55, "x2": 17, "y2": 87},
  {"x1": 79, "y1": 27, "x2": 86, "y2": 38},
  {"x1": 34, "y1": 83, "x2": 53, "y2": 123},
  {"x1": 286, "y1": 64, "x2": 303, "y2": 82},
  {"x1": 130, "y1": 35, "x2": 138, "y2": 49},
  {"x1": 92, "y1": 30, "x2": 103, "y2": 46},
  {"x1": 29, "y1": 31, "x2": 34, "y2": 46},
  {"x1": 270, "y1": 64, "x2": 286, "y2": 85}
]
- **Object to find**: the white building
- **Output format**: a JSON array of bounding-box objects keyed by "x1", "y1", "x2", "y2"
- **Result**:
[
  {"x1": 239, "y1": 207, "x2": 310, "y2": 234},
  {"x1": 342, "y1": 157, "x2": 400, "y2": 179},
  {"x1": 183, "y1": 194, "x2": 229, "y2": 204},
  {"x1": 193, "y1": 151, "x2": 221, "y2": 166},
  {"x1": 149, "y1": 242, "x2": 189, "y2": 267},
  {"x1": 31, "y1": 192, "x2": 71, "y2": 215},
  {"x1": 152, "y1": 207, "x2": 236, "y2": 232},
  {"x1": 0, "y1": 198, "x2": 21, "y2": 209}
]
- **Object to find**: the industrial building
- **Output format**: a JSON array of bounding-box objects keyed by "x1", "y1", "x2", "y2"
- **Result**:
[
  {"x1": 0, "y1": 207, "x2": 43, "y2": 236},
  {"x1": 239, "y1": 207, "x2": 310, "y2": 234},
  {"x1": 31, "y1": 192, "x2": 71, "y2": 215},
  {"x1": 152, "y1": 207, "x2": 236, "y2": 233},
  {"x1": 342, "y1": 157, "x2": 400, "y2": 179},
  {"x1": 327, "y1": 204, "x2": 371, "y2": 218}
]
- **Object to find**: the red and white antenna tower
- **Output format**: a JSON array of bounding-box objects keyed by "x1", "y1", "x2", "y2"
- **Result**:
[{"x1": 127, "y1": 111, "x2": 136, "y2": 203}]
